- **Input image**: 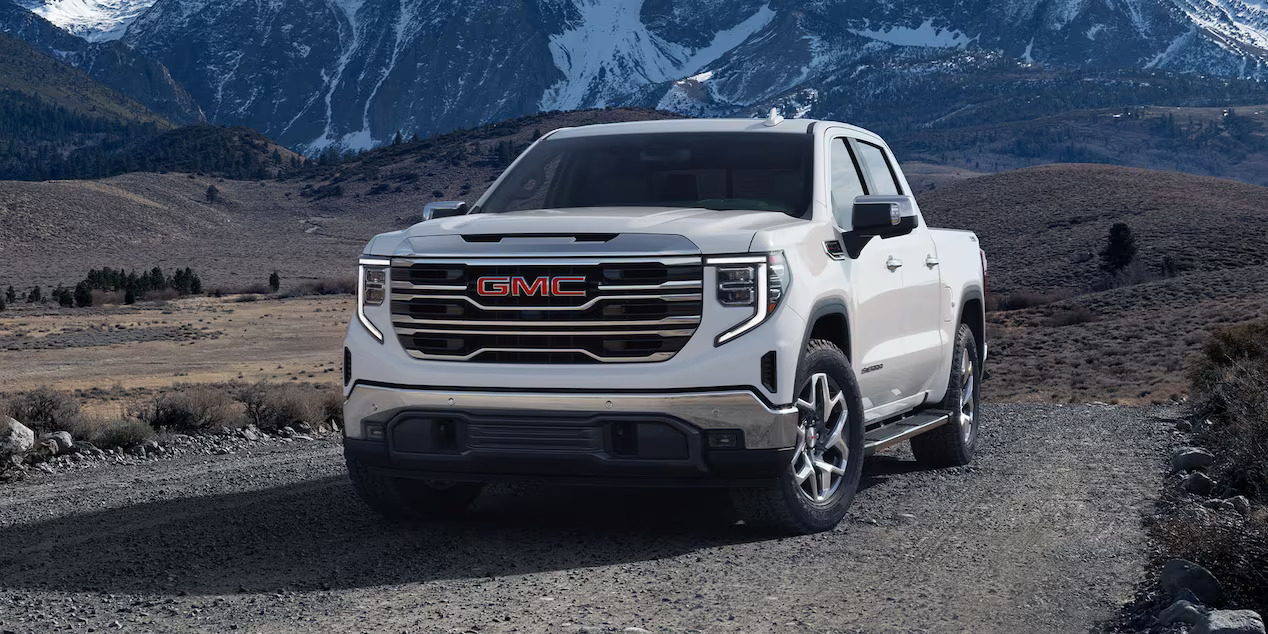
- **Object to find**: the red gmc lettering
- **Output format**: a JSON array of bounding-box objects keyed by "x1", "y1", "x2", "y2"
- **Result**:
[
  {"x1": 476, "y1": 276, "x2": 510, "y2": 296},
  {"x1": 551, "y1": 276, "x2": 587, "y2": 296},
  {"x1": 511, "y1": 276, "x2": 548, "y2": 296}
]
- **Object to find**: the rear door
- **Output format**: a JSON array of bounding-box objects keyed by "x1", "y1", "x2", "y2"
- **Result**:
[
  {"x1": 851, "y1": 139, "x2": 944, "y2": 400},
  {"x1": 827, "y1": 136, "x2": 907, "y2": 410}
]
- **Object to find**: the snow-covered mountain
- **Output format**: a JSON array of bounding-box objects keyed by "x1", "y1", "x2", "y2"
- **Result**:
[
  {"x1": 10, "y1": 0, "x2": 1268, "y2": 151},
  {"x1": 13, "y1": 0, "x2": 154, "y2": 41}
]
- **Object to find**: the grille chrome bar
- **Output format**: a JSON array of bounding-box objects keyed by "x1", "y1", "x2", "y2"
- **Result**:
[
  {"x1": 391, "y1": 315, "x2": 701, "y2": 327},
  {"x1": 391, "y1": 256, "x2": 702, "y2": 267},
  {"x1": 394, "y1": 327, "x2": 698, "y2": 337},
  {"x1": 404, "y1": 348, "x2": 679, "y2": 363},
  {"x1": 398, "y1": 293, "x2": 702, "y2": 311},
  {"x1": 596, "y1": 280, "x2": 702, "y2": 291}
]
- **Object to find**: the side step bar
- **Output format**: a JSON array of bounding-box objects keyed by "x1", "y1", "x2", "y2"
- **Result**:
[{"x1": 863, "y1": 411, "x2": 951, "y2": 456}]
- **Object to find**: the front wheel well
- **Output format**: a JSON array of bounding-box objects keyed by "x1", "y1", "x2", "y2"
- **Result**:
[{"x1": 808, "y1": 312, "x2": 850, "y2": 362}]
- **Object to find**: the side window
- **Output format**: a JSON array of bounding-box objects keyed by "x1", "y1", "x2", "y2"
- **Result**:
[
  {"x1": 829, "y1": 138, "x2": 867, "y2": 227},
  {"x1": 854, "y1": 141, "x2": 901, "y2": 196}
]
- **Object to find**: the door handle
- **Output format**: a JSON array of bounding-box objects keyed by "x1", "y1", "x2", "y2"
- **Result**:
[
  {"x1": 925, "y1": 255, "x2": 940, "y2": 268},
  {"x1": 886, "y1": 256, "x2": 903, "y2": 271}
]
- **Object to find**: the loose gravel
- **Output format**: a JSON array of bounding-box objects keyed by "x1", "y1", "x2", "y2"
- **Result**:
[{"x1": 0, "y1": 403, "x2": 1171, "y2": 633}]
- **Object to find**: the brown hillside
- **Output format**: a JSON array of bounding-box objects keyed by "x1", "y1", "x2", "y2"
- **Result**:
[
  {"x1": 0, "y1": 109, "x2": 681, "y2": 289},
  {"x1": 918, "y1": 163, "x2": 1268, "y2": 294}
]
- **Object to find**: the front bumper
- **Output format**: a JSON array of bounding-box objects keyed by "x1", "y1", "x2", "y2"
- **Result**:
[{"x1": 342, "y1": 383, "x2": 799, "y2": 485}]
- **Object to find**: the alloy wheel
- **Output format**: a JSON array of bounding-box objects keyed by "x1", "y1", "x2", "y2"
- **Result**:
[{"x1": 791, "y1": 373, "x2": 850, "y2": 504}]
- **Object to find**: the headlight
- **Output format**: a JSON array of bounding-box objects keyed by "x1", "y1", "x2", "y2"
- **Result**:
[
  {"x1": 358, "y1": 257, "x2": 390, "y2": 342},
  {"x1": 708, "y1": 252, "x2": 791, "y2": 345}
]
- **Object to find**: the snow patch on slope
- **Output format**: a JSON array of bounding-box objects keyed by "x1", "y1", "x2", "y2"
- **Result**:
[
  {"x1": 850, "y1": 19, "x2": 976, "y2": 48},
  {"x1": 16, "y1": 0, "x2": 157, "y2": 41},
  {"x1": 540, "y1": 0, "x2": 774, "y2": 111},
  {"x1": 1169, "y1": 0, "x2": 1268, "y2": 61},
  {"x1": 306, "y1": 0, "x2": 368, "y2": 152}
]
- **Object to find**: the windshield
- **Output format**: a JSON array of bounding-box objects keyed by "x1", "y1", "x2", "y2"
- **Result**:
[{"x1": 478, "y1": 132, "x2": 813, "y2": 217}]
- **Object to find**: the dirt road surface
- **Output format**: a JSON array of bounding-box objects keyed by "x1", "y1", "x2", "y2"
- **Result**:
[{"x1": 0, "y1": 403, "x2": 1170, "y2": 633}]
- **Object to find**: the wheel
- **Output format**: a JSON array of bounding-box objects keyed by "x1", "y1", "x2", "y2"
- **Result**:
[
  {"x1": 910, "y1": 323, "x2": 981, "y2": 467},
  {"x1": 345, "y1": 454, "x2": 483, "y2": 520},
  {"x1": 732, "y1": 339, "x2": 865, "y2": 534}
]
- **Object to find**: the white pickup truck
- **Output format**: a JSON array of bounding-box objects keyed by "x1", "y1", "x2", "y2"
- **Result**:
[{"x1": 342, "y1": 112, "x2": 987, "y2": 534}]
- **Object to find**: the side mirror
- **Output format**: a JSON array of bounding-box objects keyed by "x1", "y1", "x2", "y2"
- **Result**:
[
  {"x1": 850, "y1": 195, "x2": 918, "y2": 239},
  {"x1": 422, "y1": 201, "x2": 468, "y2": 221},
  {"x1": 840, "y1": 195, "x2": 920, "y2": 258}
]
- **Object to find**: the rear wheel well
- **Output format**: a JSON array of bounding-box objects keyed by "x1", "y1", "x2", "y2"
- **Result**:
[
  {"x1": 960, "y1": 297, "x2": 985, "y2": 361},
  {"x1": 809, "y1": 312, "x2": 850, "y2": 361}
]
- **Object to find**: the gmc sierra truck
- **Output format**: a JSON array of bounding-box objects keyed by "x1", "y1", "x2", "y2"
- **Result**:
[{"x1": 342, "y1": 112, "x2": 987, "y2": 534}]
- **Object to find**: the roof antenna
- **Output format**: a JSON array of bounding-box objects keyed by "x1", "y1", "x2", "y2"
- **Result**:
[{"x1": 763, "y1": 107, "x2": 784, "y2": 127}]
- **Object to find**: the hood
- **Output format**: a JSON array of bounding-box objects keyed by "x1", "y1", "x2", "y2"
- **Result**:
[{"x1": 374, "y1": 207, "x2": 805, "y2": 256}]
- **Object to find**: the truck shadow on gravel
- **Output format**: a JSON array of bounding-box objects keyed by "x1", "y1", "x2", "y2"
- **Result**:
[{"x1": 1, "y1": 459, "x2": 931, "y2": 596}]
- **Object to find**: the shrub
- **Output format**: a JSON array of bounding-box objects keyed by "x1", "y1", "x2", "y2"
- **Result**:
[
  {"x1": 2, "y1": 388, "x2": 82, "y2": 434},
  {"x1": 235, "y1": 294, "x2": 260, "y2": 303},
  {"x1": 1045, "y1": 307, "x2": 1097, "y2": 327},
  {"x1": 1189, "y1": 317, "x2": 1268, "y2": 500},
  {"x1": 237, "y1": 382, "x2": 320, "y2": 431},
  {"x1": 987, "y1": 290, "x2": 1074, "y2": 312},
  {"x1": 135, "y1": 385, "x2": 240, "y2": 432},
  {"x1": 318, "y1": 388, "x2": 343, "y2": 428},
  {"x1": 91, "y1": 418, "x2": 154, "y2": 449},
  {"x1": 278, "y1": 276, "x2": 356, "y2": 297},
  {"x1": 268, "y1": 271, "x2": 280, "y2": 292}
]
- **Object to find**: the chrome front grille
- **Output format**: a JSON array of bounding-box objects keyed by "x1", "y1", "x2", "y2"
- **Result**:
[{"x1": 389, "y1": 257, "x2": 704, "y2": 363}]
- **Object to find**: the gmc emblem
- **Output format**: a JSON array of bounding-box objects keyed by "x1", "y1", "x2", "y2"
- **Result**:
[{"x1": 476, "y1": 276, "x2": 587, "y2": 297}]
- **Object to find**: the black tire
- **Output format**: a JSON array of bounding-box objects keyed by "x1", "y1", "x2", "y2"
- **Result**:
[
  {"x1": 345, "y1": 454, "x2": 483, "y2": 520},
  {"x1": 732, "y1": 339, "x2": 865, "y2": 535},
  {"x1": 910, "y1": 323, "x2": 981, "y2": 467}
]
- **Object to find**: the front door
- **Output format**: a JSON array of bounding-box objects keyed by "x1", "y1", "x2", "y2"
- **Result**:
[{"x1": 828, "y1": 136, "x2": 907, "y2": 410}]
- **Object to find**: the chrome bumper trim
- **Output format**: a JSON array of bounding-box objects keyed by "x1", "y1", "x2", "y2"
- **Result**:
[{"x1": 344, "y1": 384, "x2": 799, "y2": 450}]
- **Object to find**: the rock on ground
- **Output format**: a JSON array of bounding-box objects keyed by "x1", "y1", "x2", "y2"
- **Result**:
[
  {"x1": 40, "y1": 431, "x2": 73, "y2": 453},
  {"x1": 1159, "y1": 600, "x2": 1206, "y2": 627},
  {"x1": 1162, "y1": 559, "x2": 1224, "y2": 606},
  {"x1": 1197, "y1": 610, "x2": 1266, "y2": 634},
  {"x1": 1172, "y1": 447, "x2": 1215, "y2": 473},
  {"x1": 1, "y1": 416, "x2": 35, "y2": 456}
]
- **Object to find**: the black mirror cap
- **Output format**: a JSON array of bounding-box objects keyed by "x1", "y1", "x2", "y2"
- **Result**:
[
  {"x1": 422, "y1": 201, "x2": 468, "y2": 221},
  {"x1": 850, "y1": 202, "x2": 917, "y2": 239}
]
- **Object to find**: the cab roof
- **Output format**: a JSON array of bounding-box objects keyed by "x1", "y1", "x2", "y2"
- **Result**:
[{"x1": 545, "y1": 117, "x2": 884, "y2": 144}]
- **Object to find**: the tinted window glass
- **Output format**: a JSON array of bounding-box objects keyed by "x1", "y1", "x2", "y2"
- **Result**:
[
  {"x1": 480, "y1": 132, "x2": 813, "y2": 217},
  {"x1": 855, "y1": 141, "x2": 901, "y2": 196},
  {"x1": 829, "y1": 138, "x2": 866, "y2": 226}
]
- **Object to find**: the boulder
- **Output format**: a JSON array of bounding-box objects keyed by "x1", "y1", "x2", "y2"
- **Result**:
[
  {"x1": 1205, "y1": 499, "x2": 1238, "y2": 513},
  {"x1": 73, "y1": 441, "x2": 104, "y2": 457},
  {"x1": 1182, "y1": 472, "x2": 1217, "y2": 496},
  {"x1": 1162, "y1": 559, "x2": 1223, "y2": 606},
  {"x1": 0, "y1": 417, "x2": 35, "y2": 456},
  {"x1": 1159, "y1": 600, "x2": 1206, "y2": 627},
  {"x1": 39, "y1": 431, "x2": 73, "y2": 453},
  {"x1": 1228, "y1": 496, "x2": 1252, "y2": 516},
  {"x1": 1173, "y1": 447, "x2": 1216, "y2": 473},
  {"x1": 1197, "y1": 610, "x2": 1265, "y2": 634},
  {"x1": 32, "y1": 438, "x2": 60, "y2": 459}
]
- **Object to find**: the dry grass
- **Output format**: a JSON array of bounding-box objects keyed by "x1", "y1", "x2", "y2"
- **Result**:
[{"x1": 1190, "y1": 318, "x2": 1268, "y2": 500}]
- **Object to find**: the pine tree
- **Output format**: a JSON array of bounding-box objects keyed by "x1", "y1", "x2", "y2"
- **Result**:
[
  {"x1": 0, "y1": 296, "x2": 5, "y2": 311},
  {"x1": 1099, "y1": 223, "x2": 1138, "y2": 273},
  {"x1": 393, "y1": 131, "x2": 403, "y2": 146},
  {"x1": 191, "y1": 275, "x2": 203, "y2": 295},
  {"x1": 124, "y1": 287, "x2": 136, "y2": 305},
  {"x1": 27, "y1": 286, "x2": 41, "y2": 303},
  {"x1": 4, "y1": 285, "x2": 13, "y2": 303},
  {"x1": 268, "y1": 271, "x2": 280, "y2": 292},
  {"x1": 74, "y1": 281, "x2": 92, "y2": 308},
  {"x1": 206, "y1": 184, "x2": 221, "y2": 203}
]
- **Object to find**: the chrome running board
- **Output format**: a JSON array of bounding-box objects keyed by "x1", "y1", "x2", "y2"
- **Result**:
[{"x1": 863, "y1": 411, "x2": 951, "y2": 456}]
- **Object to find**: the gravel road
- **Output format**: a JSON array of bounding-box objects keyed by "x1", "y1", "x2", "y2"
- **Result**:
[{"x1": 0, "y1": 403, "x2": 1172, "y2": 634}]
